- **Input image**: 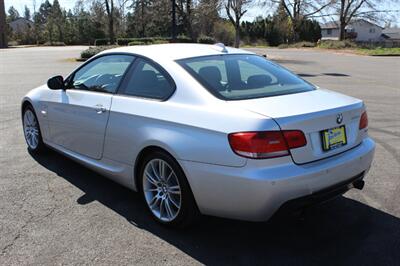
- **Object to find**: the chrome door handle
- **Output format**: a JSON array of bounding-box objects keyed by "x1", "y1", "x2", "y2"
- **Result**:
[{"x1": 94, "y1": 104, "x2": 107, "y2": 114}]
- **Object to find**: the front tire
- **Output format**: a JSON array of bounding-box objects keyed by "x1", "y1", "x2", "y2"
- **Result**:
[
  {"x1": 139, "y1": 151, "x2": 198, "y2": 227},
  {"x1": 22, "y1": 105, "x2": 46, "y2": 153}
]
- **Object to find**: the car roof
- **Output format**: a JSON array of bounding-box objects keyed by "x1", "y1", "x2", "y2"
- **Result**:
[{"x1": 99, "y1": 43, "x2": 254, "y2": 61}]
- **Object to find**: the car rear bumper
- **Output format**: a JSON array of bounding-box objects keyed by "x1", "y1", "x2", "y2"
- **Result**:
[
  {"x1": 274, "y1": 171, "x2": 365, "y2": 216},
  {"x1": 179, "y1": 137, "x2": 375, "y2": 221}
]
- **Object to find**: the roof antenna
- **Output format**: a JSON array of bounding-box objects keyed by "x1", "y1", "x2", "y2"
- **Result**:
[{"x1": 214, "y1": 43, "x2": 228, "y2": 53}]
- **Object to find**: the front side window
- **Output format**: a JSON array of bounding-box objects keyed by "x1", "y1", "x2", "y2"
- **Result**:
[
  {"x1": 119, "y1": 58, "x2": 175, "y2": 100},
  {"x1": 327, "y1": 29, "x2": 332, "y2": 35},
  {"x1": 177, "y1": 54, "x2": 315, "y2": 100},
  {"x1": 70, "y1": 55, "x2": 134, "y2": 93}
]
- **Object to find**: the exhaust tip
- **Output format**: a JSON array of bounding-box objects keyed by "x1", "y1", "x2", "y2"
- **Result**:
[{"x1": 353, "y1": 180, "x2": 365, "y2": 190}]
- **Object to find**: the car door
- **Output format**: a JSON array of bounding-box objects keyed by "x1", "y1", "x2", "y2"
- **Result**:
[
  {"x1": 47, "y1": 54, "x2": 135, "y2": 159},
  {"x1": 102, "y1": 58, "x2": 176, "y2": 165}
]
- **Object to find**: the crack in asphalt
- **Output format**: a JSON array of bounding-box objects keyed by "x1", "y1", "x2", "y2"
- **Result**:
[
  {"x1": 370, "y1": 127, "x2": 400, "y2": 138},
  {"x1": 1, "y1": 213, "x2": 34, "y2": 256},
  {"x1": 1, "y1": 179, "x2": 59, "y2": 256},
  {"x1": 371, "y1": 136, "x2": 400, "y2": 210},
  {"x1": 374, "y1": 137, "x2": 400, "y2": 165}
]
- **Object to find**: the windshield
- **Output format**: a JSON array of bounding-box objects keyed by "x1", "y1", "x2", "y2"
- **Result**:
[{"x1": 177, "y1": 54, "x2": 315, "y2": 100}]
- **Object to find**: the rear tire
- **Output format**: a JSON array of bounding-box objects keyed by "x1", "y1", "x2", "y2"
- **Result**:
[
  {"x1": 139, "y1": 150, "x2": 199, "y2": 228},
  {"x1": 22, "y1": 105, "x2": 46, "y2": 153}
]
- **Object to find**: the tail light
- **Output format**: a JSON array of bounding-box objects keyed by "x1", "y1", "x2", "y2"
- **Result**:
[
  {"x1": 359, "y1": 111, "x2": 368, "y2": 129},
  {"x1": 228, "y1": 130, "x2": 306, "y2": 159},
  {"x1": 282, "y1": 130, "x2": 307, "y2": 149}
]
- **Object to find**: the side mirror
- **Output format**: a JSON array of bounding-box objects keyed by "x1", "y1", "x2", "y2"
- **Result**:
[{"x1": 47, "y1": 75, "x2": 65, "y2": 90}]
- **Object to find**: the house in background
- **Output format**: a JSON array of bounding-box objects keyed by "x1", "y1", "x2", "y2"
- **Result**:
[
  {"x1": 381, "y1": 28, "x2": 400, "y2": 46},
  {"x1": 320, "y1": 21, "x2": 341, "y2": 40},
  {"x1": 320, "y1": 19, "x2": 383, "y2": 42},
  {"x1": 9, "y1": 17, "x2": 33, "y2": 35}
]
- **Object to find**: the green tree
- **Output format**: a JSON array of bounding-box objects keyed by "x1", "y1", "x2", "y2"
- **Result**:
[
  {"x1": 196, "y1": 0, "x2": 221, "y2": 37},
  {"x1": 147, "y1": 0, "x2": 171, "y2": 37},
  {"x1": 214, "y1": 19, "x2": 235, "y2": 45},
  {"x1": 298, "y1": 19, "x2": 321, "y2": 42},
  {"x1": 7, "y1": 6, "x2": 20, "y2": 21},
  {"x1": 175, "y1": 0, "x2": 195, "y2": 40},
  {"x1": 24, "y1": 5, "x2": 31, "y2": 20},
  {"x1": 127, "y1": 0, "x2": 152, "y2": 37},
  {"x1": 270, "y1": 0, "x2": 333, "y2": 42},
  {"x1": 34, "y1": 0, "x2": 53, "y2": 42},
  {"x1": 69, "y1": 1, "x2": 106, "y2": 44},
  {"x1": 50, "y1": 0, "x2": 65, "y2": 42}
]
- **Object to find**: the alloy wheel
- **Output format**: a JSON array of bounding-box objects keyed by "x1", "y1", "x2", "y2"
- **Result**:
[
  {"x1": 23, "y1": 109, "x2": 40, "y2": 150},
  {"x1": 142, "y1": 159, "x2": 182, "y2": 222}
]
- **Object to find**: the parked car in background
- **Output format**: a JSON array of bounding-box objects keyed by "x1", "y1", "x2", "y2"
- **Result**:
[{"x1": 21, "y1": 44, "x2": 375, "y2": 227}]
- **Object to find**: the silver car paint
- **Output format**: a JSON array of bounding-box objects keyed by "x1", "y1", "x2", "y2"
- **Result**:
[
  {"x1": 22, "y1": 44, "x2": 375, "y2": 221},
  {"x1": 179, "y1": 138, "x2": 374, "y2": 221},
  {"x1": 46, "y1": 90, "x2": 112, "y2": 159},
  {"x1": 230, "y1": 88, "x2": 368, "y2": 164}
]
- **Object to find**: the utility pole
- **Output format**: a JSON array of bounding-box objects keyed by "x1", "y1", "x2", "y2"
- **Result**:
[
  {"x1": 171, "y1": 0, "x2": 176, "y2": 41},
  {"x1": 0, "y1": 0, "x2": 7, "y2": 48}
]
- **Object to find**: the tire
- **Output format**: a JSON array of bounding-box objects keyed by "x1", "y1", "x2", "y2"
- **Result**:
[
  {"x1": 22, "y1": 105, "x2": 46, "y2": 153},
  {"x1": 139, "y1": 150, "x2": 199, "y2": 228}
]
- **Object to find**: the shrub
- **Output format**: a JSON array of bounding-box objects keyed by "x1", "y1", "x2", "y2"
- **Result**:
[
  {"x1": 128, "y1": 41, "x2": 146, "y2": 46},
  {"x1": 292, "y1": 41, "x2": 316, "y2": 48},
  {"x1": 242, "y1": 39, "x2": 269, "y2": 47},
  {"x1": 278, "y1": 42, "x2": 315, "y2": 49},
  {"x1": 278, "y1": 43, "x2": 289, "y2": 49},
  {"x1": 175, "y1": 35, "x2": 194, "y2": 43},
  {"x1": 318, "y1": 40, "x2": 357, "y2": 49},
  {"x1": 80, "y1": 46, "x2": 118, "y2": 59},
  {"x1": 198, "y1": 35, "x2": 215, "y2": 44},
  {"x1": 118, "y1": 38, "x2": 148, "y2": 45},
  {"x1": 117, "y1": 38, "x2": 135, "y2": 46},
  {"x1": 119, "y1": 37, "x2": 171, "y2": 45},
  {"x1": 153, "y1": 39, "x2": 170, "y2": 44},
  {"x1": 152, "y1": 37, "x2": 171, "y2": 43},
  {"x1": 43, "y1": 41, "x2": 66, "y2": 46},
  {"x1": 213, "y1": 21, "x2": 235, "y2": 46},
  {"x1": 138, "y1": 37, "x2": 156, "y2": 43},
  {"x1": 94, "y1": 38, "x2": 110, "y2": 46}
]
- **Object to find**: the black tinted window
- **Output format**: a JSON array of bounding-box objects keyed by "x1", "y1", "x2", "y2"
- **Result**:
[
  {"x1": 71, "y1": 55, "x2": 134, "y2": 93},
  {"x1": 177, "y1": 54, "x2": 315, "y2": 100},
  {"x1": 121, "y1": 59, "x2": 174, "y2": 100}
]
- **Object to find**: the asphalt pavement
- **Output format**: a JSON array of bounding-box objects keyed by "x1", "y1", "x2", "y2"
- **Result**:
[{"x1": 0, "y1": 46, "x2": 399, "y2": 265}]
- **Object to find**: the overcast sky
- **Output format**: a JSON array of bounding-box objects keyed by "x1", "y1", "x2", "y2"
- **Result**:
[{"x1": 4, "y1": 0, "x2": 400, "y2": 27}]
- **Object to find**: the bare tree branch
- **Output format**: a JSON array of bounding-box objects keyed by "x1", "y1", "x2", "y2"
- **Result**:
[{"x1": 225, "y1": 0, "x2": 254, "y2": 47}]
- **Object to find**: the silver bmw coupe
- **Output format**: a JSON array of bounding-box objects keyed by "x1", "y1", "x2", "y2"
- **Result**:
[{"x1": 21, "y1": 44, "x2": 375, "y2": 227}]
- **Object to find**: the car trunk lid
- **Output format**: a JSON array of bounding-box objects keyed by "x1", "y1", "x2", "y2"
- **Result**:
[{"x1": 230, "y1": 89, "x2": 365, "y2": 164}]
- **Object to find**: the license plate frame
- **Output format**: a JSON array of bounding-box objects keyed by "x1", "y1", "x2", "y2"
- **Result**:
[{"x1": 321, "y1": 126, "x2": 347, "y2": 151}]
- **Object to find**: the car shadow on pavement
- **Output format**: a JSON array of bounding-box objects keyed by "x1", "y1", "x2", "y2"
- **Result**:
[{"x1": 30, "y1": 150, "x2": 400, "y2": 266}]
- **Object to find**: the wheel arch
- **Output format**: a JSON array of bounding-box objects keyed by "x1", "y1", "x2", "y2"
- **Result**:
[
  {"x1": 133, "y1": 145, "x2": 200, "y2": 211},
  {"x1": 134, "y1": 145, "x2": 176, "y2": 191},
  {"x1": 21, "y1": 99, "x2": 34, "y2": 117}
]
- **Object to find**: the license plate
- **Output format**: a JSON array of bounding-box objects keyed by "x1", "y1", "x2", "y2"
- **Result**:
[{"x1": 321, "y1": 126, "x2": 347, "y2": 151}]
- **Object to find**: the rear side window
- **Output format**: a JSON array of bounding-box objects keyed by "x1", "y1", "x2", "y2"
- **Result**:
[
  {"x1": 177, "y1": 54, "x2": 315, "y2": 100},
  {"x1": 119, "y1": 59, "x2": 175, "y2": 100}
]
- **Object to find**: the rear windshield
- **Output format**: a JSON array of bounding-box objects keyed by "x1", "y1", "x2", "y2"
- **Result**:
[{"x1": 177, "y1": 54, "x2": 315, "y2": 100}]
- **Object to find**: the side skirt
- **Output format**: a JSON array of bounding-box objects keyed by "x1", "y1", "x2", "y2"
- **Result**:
[{"x1": 44, "y1": 141, "x2": 136, "y2": 191}]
